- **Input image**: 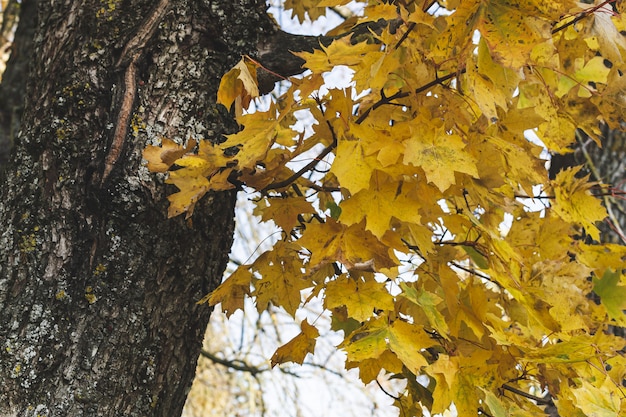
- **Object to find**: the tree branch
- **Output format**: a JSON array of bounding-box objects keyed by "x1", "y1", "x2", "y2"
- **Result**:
[
  {"x1": 200, "y1": 349, "x2": 267, "y2": 376},
  {"x1": 261, "y1": 99, "x2": 337, "y2": 192},
  {"x1": 502, "y1": 384, "x2": 553, "y2": 405},
  {"x1": 255, "y1": 19, "x2": 401, "y2": 93}
]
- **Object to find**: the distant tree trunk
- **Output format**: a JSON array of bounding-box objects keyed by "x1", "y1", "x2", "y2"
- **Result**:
[
  {"x1": 550, "y1": 125, "x2": 626, "y2": 245},
  {"x1": 0, "y1": 0, "x2": 278, "y2": 415},
  {"x1": 548, "y1": 125, "x2": 626, "y2": 417}
]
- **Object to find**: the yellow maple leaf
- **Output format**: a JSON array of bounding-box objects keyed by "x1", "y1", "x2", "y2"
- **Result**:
[
  {"x1": 252, "y1": 241, "x2": 312, "y2": 316},
  {"x1": 330, "y1": 140, "x2": 382, "y2": 195},
  {"x1": 427, "y1": 352, "x2": 496, "y2": 416},
  {"x1": 571, "y1": 380, "x2": 621, "y2": 417},
  {"x1": 518, "y1": 81, "x2": 578, "y2": 153},
  {"x1": 294, "y1": 37, "x2": 379, "y2": 74},
  {"x1": 219, "y1": 108, "x2": 279, "y2": 171},
  {"x1": 270, "y1": 319, "x2": 319, "y2": 366},
  {"x1": 283, "y1": 0, "x2": 327, "y2": 23},
  {"x1": 403, "y1": 128, "x2": 478, "y2": 192},
  {"x1": 387, "y1": 320, "x2": 434, "y2": 374},
  {"x1": 341, "y1": 314, "x2": 436, "y2": 378},
  {"x1": 464, "y1": 62, "x2": 500, "y2": 122},
  {"x1": 297, "y1": 219, "x2": 397, "y2": 273},
  {"x1": 464, "y1": 38, "x2": 521, "y2": 121},
  {"x1": 428, "y1": 2, "x2": 479, "y2": 65},
  {"x1": 557, "y1": 56, "x2": 612, "y2": 98},
  {"x1": 550, "y1": 167, "x2": 607, "y2": 241},
  {"x1": 143, "y1": 138, "x2": 196, "y2": 173},
  {"x1": 339, "y1": 172, "x2": 422, "y2": 239},
  {"x1": 426, "y1": 355, "x2": 458, "y2": 415},
  {"x1": 325, "y1": 275, "x2": 395, "y2": 322},
  {"x1": 340, "y1": 316, "x2": 389, "y2": 362},
  {"x1": 525, "y1": 333, "x2": 625, "y2": 363},
  {"x1": 399, "y1": 282, "x2": 450, "y2": 338},
  {"x1": 217, "y1": 57, "x2": 259, "y2": 114},
  {"x1": 589, "y1": 3, "x2": 626, "y2": 64},
  {"x1": 345, "y1": 350, "x2": 404, "y2": 384},
  {"x1": 165, "y1": 171, "x2": 210, "y2": 218},
  {"x1": 257, "y1": 196, "x2": 316, "y2": 232},
  {"x1": 206, "y1": 267, "x2": 253, "y2": 317},
  {"x1": 478, "y1": 0, "x2": 553, "y2": 69}
]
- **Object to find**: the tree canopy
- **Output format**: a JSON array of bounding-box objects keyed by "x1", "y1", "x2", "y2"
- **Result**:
[{"x1": 145, "y1": 1, "x2": 626, "y2": 416}]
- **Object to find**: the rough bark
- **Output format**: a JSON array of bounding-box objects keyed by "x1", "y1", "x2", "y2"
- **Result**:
[
  {"x1": 0, "y1": 0, "x2": 38, "y2": 175},
  {"x1": 0, "y1": 0, "x2": 279, "y2": 415}
]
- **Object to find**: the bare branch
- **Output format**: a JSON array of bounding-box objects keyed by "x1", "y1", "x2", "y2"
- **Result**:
[{"x1": 200, "y1": 349, "x2": 267, "y2": 376}]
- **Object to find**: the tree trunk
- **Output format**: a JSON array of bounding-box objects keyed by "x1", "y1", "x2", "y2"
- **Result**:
[
  {"x1": 0, "y1": 0, "x2": 37, "y2": 175},
  {"x1": 0, "y1": 0, "x2": 276, "y2": 415},
  {"x1": 550, "y1": 126, "x2": 626, "y2": 245},
  {"x1": 547, "y1": 127, "x2": 626, "y2": 417}
]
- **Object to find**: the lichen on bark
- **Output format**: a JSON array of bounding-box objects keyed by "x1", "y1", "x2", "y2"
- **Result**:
[{"x1": 0, "y1": 0, "x2": 279, "y2": 416}]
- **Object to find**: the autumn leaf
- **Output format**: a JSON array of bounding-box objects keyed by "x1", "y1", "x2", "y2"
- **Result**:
[
  {"x1": 386, "y1": 320, "x2": 434, "y2": 374},
  {"x1": 217, "y1": 57, "x2": 259, "y2": 114},
  {"x1": 325, "y1": 275, "x2": 395, "y2": 322},
  {"x1": 297, "y1": 219, "x2": 397, "y2": 272},
  {"x1": 165, "y1": 171, "x2": 211, "y2": 218},
  {"x1": 345, "y1": 350, "x2": 404, "y2": 385},
  {"x1": 144, "y1": 2, "x2": 626, "y2": 415},
  {"x1": 206, "y1": 267, "x2": 253, "y2": 317},
  {"x1": 256, "y1": 196, "x2": 316, "y2": 232},
  {"x1": 551, "y1": 167, "x2": 607, "y2": 241},
  {"x1": 294, "y1": 37, "x2": 379, "y2": 74},
  {"x1": 399, "y1": 282, "x2": 450, "y2": 338},
  {"x1": 593, "y1": 269, "x2": 626, "y2": 324},
  {"x1": 571, "y1": 380, "x2": 622, "y2": 417},
  {"x1": 481, "y1": 389, "x2": 508, "y2": 417},
  {"x1": 557, "y1": 56, "x2": 612, "y2": 98},
  {"x1": 477, "y1": 0, "x2": 553, "y2": 69},
  {"x1": 339, "y1": 316, "x2": 389, "y2": 363},
  {"x1": 283, "y1": 0, "x2": 327, "y2": 23},
  {"x1": 339, "y1": 172, "x2": 422, "y2": 239},
  {"x1": 589, "y1": 3, "x2": 626, "y2": 64},
  {"x1": 330, "y1": 139, "x2": 381, "y2": 195},
  {"x1": 143, "y1": 138, "x2": 196, "y2": 173},
  {"x1": 403, "y1": 127, "x2": 478, "y2": 192},
  {"x1": 252, "y1": 242, "x2": 312, "y2": 316},
  {"x1": 219, "y1": 108, "x2": 280, "y2": 171},
  {"x1": 270, "y1": 319, "x2": 319, "y2": 366}
]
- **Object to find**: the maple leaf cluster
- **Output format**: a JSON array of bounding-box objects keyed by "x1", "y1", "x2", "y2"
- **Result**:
[{"x1": 145, "y1": 1, "x2": 626, "y2": 415}]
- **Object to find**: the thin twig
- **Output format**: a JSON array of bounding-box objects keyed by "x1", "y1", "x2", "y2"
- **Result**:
[
  {"x1": 200, "y1": 349, "x2": 266, "y2": 376},
  {"x1": 394, "y1": 22, "x2": 415, "y2": 50},
  {"x1": 551, "y1": 0, "x2": 616, "y2": 34},
  {"x1": 261, "y1": 130, "x2": 337, "y2": 192},
  {"x1": 449, "y1": 261, "x2": 502, "y2": 289},
  {"x1": 355, "y1": 69, "x2": 463, "y2": 124},
  {"x1": 376, "y1": 378, "x2": 401, "y2": 401},
  {"x1": 478, "y1": 407, "x2": 494, "y2": 417},
  {"x1": 502, "y1": 384, "x2": 553, "y2": 405}
]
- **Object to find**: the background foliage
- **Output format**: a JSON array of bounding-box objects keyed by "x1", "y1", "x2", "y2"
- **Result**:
[{"x1": 148, "y1": 1, "x2": 626, "y2": 415}]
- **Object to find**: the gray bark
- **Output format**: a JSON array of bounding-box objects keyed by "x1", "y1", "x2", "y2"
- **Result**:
[
  {"x1": 0, "y1": 0, "x2": 279, "y2": 415},
  {"x1": 0, "y1": 0, "x2": 38, "y2": 176}
]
